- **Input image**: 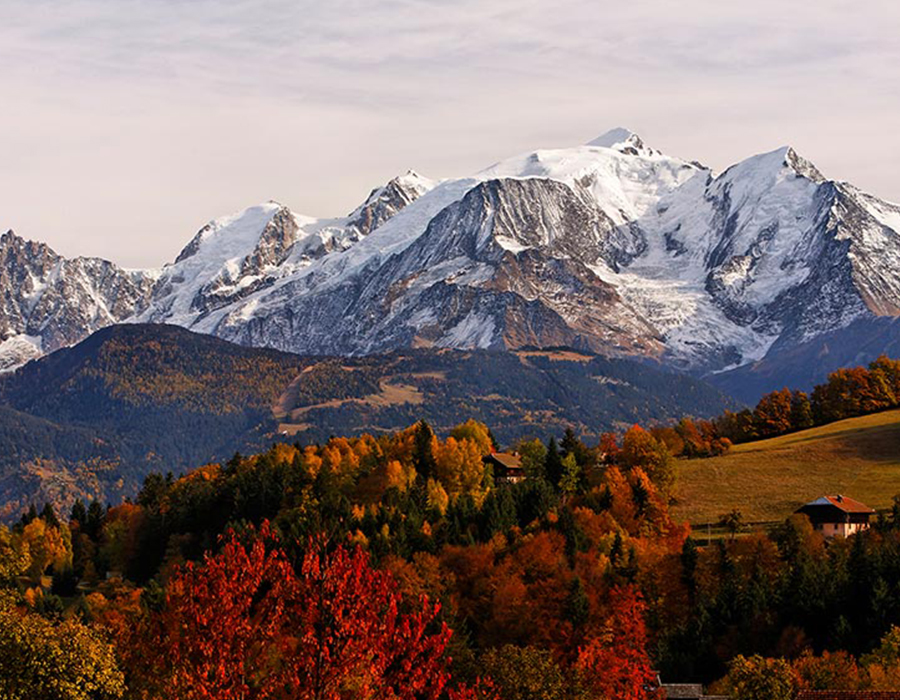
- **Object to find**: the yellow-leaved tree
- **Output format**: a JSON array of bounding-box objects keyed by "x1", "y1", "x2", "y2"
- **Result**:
[
  {"x1": 20, "y1": 518, "x2": 71, "y2": 582},
  {"x1": 450, "y1": 420, "x2": 494, "y2": 455},
  {"x1": 0, "y1": 596, "x2": 125, "y2": 700},
  {"x1": 0, "y1": 526, "x2": 30, "y2": 584},
  {"x1": 434, "y1": 437, "x2": 486, "y2": 501},
  {"x1": 620, "y1": 425, "x2": 675, "y2": 498}
]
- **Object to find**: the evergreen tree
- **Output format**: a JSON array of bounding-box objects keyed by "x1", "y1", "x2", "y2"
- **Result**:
[
  {"x1": 558, "y1": 506, "x2": 586, "y2": 560},
  {"x1": 544, "y1": 437, "x2": 564, "y2": 489},
  {"x1": 39, "y1": 503, "x2": 60, "y2": 529},
  {"x1": 681, "y1": 536, "x2": 699, "y2": 596},
  {"x1": 561, "y1": 427, "x2": 591, "y2": 468},
  {"x1": 137, "y1": 473, "x2": 170, "y2": 509},
  {"x1": 18, "y1": 503, "x2": 38, "y2": 530},
  {"x1": 69, "y1": 499, "x2": 87, "y2": 527},
  {"x1": 85, "y1": 501, "x2": 106, "y2": 541},
  {"x1": 480, "y1": 487, "x2": 516, "y2": 539},
  {"x1": 515, "y1": 477, "x2": 556, "y2": 527},
  {"x1": 610, "y1": 531, "x2": 624, "y2": 565},
  {"x1": 566, "y1": 576, "x2": 590, "y2": 629},
  {"x1": 413, "y1": 420, "x2": 437, "y2": 482}
]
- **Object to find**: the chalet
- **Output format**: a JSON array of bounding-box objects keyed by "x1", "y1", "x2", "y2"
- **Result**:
[
  {"x1": 484, "y1": 451, "x2": 526, "y2": 484},
  {"x1": 795, "y1": 495, "x2": 875, "y2": 538}
]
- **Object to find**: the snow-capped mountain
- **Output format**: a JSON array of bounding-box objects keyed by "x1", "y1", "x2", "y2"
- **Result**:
[
  {"x1": 0, "y1": 230, "x2": 155, "y2": 369},
  {"x1": 3, "y1": 129, "x2": 900, "y2": 397},
  {"x1": 0, "y1": 170, "x2": 436, "y2": 367}
]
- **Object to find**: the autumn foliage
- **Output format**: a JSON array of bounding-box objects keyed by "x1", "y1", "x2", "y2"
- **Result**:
[
  {"x1": 127, "y1": 524, "x2": 451, "y2": 700},
  {"x1": 576, "y1": 585, "x2": 656, "y2": 700},
  {"x1": 715, "y1": 355, "x2": 900, "y2": 445},
  {"x1": 10, "y1": 394, "x2": 900, "y2": 699}
]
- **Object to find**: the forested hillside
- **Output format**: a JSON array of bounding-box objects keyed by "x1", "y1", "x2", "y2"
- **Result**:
[
  {"x1": 4, "y1": 418, "x2": 900, "y2": 699},
  {"x1": 277, "y1": 348, "x2": 738, "y2": 444},
  {"x1": 0, "y1": 325, "x2": 311, "y2": 518},
  {"x1": 0, "y1": 325, "x2": 736, "y2": 519}
]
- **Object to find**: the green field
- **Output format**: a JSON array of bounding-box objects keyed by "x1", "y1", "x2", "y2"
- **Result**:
[{"x1": 671, "y1": 409, "x2": 900, "y2": 527}]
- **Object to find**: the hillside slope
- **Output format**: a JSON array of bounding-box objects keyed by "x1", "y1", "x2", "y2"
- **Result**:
[
  {"x1": 671, "y1": 409, "x2": 900, "y2": 525},
  {"x1": 275, "y1": 347, "x2": 738, "y2": 444},
  {"x1": 0, "y1": 324, "x2": 736, "y2": 517},
  {"x1": 0, "y1": 324, "x2": 310, "y2": 517}
]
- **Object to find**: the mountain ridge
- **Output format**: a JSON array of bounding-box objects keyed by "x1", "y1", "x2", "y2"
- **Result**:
[{"x1": 2, "y1": 131, "x2": 900, "y2": 399}]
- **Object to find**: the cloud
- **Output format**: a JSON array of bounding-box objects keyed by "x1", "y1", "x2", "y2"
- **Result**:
[{"x1": 0, "y1": 0, "x2": 898, "y2": 266}]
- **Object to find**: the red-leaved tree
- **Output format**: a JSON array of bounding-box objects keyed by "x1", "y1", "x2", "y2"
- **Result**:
[
  {"x1": 575, "y1": 585, "x2": 656, "y2": 700},
  {"x1": 447, "y1": 678, "x2": 503, "y2": 700},
  {"x1": 284, "y1": 539, "x2": 451, "y2": 700},
  {"x1": 127, "y1": 524, "x2": 451, "y2": 700}
]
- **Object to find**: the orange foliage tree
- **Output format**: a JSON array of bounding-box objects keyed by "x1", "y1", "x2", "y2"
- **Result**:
[
  {"x1": 753, "y1": 388, "x2": 793, "y2": 437},
  {"x1": 576, "y1": 585, "x2": 656, "y2": 700},
  {"x1": 792, "y1": 649, "x2": 861, "y2": 691}
]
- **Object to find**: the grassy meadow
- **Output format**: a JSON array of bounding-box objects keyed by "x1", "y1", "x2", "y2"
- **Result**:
[{"x1": 671, "y1": 408, "x2": 900, "y2": 527}]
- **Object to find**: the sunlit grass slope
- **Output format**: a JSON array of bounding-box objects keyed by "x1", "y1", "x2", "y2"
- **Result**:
[{"x1": 672, "y1": 409, "x2": 900, "y2": 526}]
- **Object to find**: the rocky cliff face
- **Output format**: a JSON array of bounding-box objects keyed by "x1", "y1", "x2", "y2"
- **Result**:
[
  {"x1": 0, "y1": 230, "x2": 155, "y2": 367},
  {"x1": 2, "y1": 129, "x2": 900, "y2": 394}
]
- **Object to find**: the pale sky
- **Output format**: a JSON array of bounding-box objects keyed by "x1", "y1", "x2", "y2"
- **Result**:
[{"x1": 1, "y1": 0, "x2": 898, "y2": 268}]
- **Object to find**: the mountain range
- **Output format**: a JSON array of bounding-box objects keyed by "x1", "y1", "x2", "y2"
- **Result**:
[{"x1": 3, "y1": 128, "x2": 900, "y2": 399}]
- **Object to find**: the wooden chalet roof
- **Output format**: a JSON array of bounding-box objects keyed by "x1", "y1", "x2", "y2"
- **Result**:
[
  {"x1": 797, "y1": 495, "x2": 875, "y2": 514},
  {"x1": 485, "y1": 452, "x2": 523, "y2": 471}
]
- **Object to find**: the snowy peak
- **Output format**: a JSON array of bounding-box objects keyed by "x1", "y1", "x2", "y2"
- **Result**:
[
  {"x1": 347, "y1": 170, "x2": 436, "y2": 237},
  {"x1": 481, "y1": 135, "x2": 702, "y2": 230},
  {"x1": 148, "y1": 171, "x2": 437, "y2": 327},
  {"x1": 173, "y1": 202, "x2": 285, "y2": 266},
  {"x1": 0, "y1": 229, "x2": 155, "y2": 364},
  {"x1": 784, "y1": 147, "x2": 826, "y2": 183},
  {"x1": 393, "y1": 169, "x2": 435, "y2": 195},
  {"x1": 586, "y1": 128, "x2": 657, "y2": 156},
  {"x1": 150, "y1": 202, "x2": 317, "y2": 322},
  {"x1": 1, "y1": 228, "x2": 56, "y2": 262},
  {"x1": 716, "y1": 146, "x2": 825, "y2": 191}
]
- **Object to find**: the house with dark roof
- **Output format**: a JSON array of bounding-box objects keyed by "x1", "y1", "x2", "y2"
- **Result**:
[
  {"x1": 484, "y1": 451, "x2": 526, "y2": 484},
  {"x1": 795, "y1": 495, "x2": 875, "y2": 538}
]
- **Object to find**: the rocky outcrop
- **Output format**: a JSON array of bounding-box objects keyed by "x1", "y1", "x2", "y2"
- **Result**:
[{"x1": 0, "y1": 230, "x2": 154, "y2": 359}]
